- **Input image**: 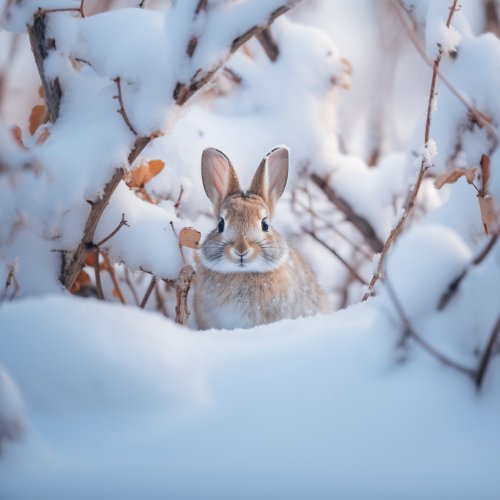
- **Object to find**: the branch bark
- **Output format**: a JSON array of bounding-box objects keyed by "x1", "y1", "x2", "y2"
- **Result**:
[
  {"x1": 173, "y1": 0, "x2": 301, "y2": 106},
  {"x1": 310, "y1": 173, "x2": 383, "y2": 254},
  {"x1": 362, "y1": 0, "x2": 460, "y2": 301},
  {"x1": 28, "y1": 10, "x2": 62, "y2": 123}
]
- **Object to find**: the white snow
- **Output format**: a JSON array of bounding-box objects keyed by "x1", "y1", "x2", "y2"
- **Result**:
[{"x1": 0, "y1": 295, "x2": 499, "y2": 499}]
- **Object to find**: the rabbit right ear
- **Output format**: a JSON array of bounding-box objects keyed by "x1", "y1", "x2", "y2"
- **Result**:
[{"x1": 201, "y1": 148, "x2": 241, "y2": 214}]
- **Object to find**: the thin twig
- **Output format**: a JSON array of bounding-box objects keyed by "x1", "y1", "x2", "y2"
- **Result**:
[
  {"x1": 305, "y1": 230, "x2": 368, "y2": 285},
  {"x1": 293, "y1": 194, "x2": 373, "y2": 260},
  {"x1": 154, "y1": 282, "x2": 169, "y2": 317},
  {"x1": 124, "y1": 267, "x2": 140, "y2": 305},
  {"x1": 140, "y1": 275, "x2": 156, "y2": 309},
  {"x1": 385, "y1": 278, "x2": 475, "y2": 376},
  {"x1": 475, "y1": 314, "x2": 500, "y2": 389},
  {"x1": 113, "y1": 77, "x2": 138, "y2": 136},
  {"x1": 310, "y1": 173, "x2": 383, "y2": 254},
  {"x1": 363, "y1": 0, "x2": 460, "y2": 301},
  {"x1": 174, "y1": 185, "x2": 184, "y2": 211},
  {"x1": 393, "y1": 0, "x2": 499, "y2": 143},
  {"x1": 102, "y1": 253, "x2": 126, "y2": 304},
  {"x1": 94, "y1": 213, "x2": 129, "y2": 248},
  {"x1": 438, "y1": 232, "x2": 499, "y2": 310}
]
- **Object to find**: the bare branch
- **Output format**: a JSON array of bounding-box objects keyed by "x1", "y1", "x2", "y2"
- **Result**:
[
  {"x1": 304, "y1": 230, "x2": 368, "y2": 286},
  {"x1": 102, "y1": 253, "x2": 126, "y2": 304},
  {"x1": 363, "y1": 0, "x2": 461, "y2": 301},
  {"x1": 393, "y1": 0, "x2": 499, "y2": 143},
  {"x1": 113, "y1": 77, "x2": 138, "y2": 136},
  {"x1": 140, "y1": 275, "x2": 156, "y2": 309},
  {"x1": 174, "y1": 0, "x2": 302, "y2": 106},
  {"x1": 310, "y1": 173, "x2": 383, "y2": 254},
  {"x1": 257, "y1": 28, "x2": 279, "y2": 62},
  {"x1": 438, "y1": 232, "x2": 498, "y2": 310},
  {"x1": 475, "y1": 314, "x2": 500, "y2": 389},
  {"x1": 385, "y1": 278, "x2": 475, "y2": 377},
  {"x1": 94, "y1": 213, "x2": 129, "y2": 249},
  {"x1": 175, "y1": 265, "x2": 194, "y2": 325},
  {"x1": 28, "y1": 10, "x2": 62, "y2": 123},
  {"x1": 124, "y1": 267, "x2": 140, "y2": 306}
]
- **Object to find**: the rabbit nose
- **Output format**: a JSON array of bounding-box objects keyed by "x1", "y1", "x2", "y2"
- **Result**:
[{"x1": 233, "y1": 236, "x2": 250, "y2": 256}]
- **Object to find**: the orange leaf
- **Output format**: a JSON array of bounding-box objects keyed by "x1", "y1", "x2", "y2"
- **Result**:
[
  {"x1": 70, "y1": 269, "x2": 91, "y2": 293},
  {"x1": 179, "y1": 227, "x2": 201, "y2": 249},
  {"x1": 480, "y1": 154, "x2": 490, "y2": 197},
  {"x1": 478, "y1": 195, "x2": 499, "y2": 235},
  {"x1": 29, "y1": 104, "x2": 47, "y2": 136},
  {"x1": 434, "y1": 168, "x2": 477, "y2": 189},
  {"x1": 38, "y1": 85, "x2": 45, "y2": 99},
  {"x1": 10, "y1": 126, "x2": 27, "y2": 150},
  {"x1": 36, "y1": 128, "x2": 51, "y2": 145},
  {"x1": 126, "y1": 159, "x2": 165, "y2": 188},
  {"x1": 85, "y1": 252, "x2": 97, "y2": 267}
]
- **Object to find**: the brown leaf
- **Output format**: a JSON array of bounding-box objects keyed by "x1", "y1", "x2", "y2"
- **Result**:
[
  {"x1": 478, "y1": 195, "x2": 499, "y2": 235},
  {"x1": 10, "y1": 126, "x2": 27, "y2": 150},
  {"x1": 434, "y1": 168, "x2": 477, "y2": 189},
  {"x1": 36, "y1": 128, "x2": 50, "y2": 145},
  {"x1": 112, "y1": 288, "x2": 121, "y2": 298},
  {"x1": 70, "y1": 269, "x2": 91, "y2": 293},
  {"x1": 38, "y1": 85, "x2": 45, "y2": 99},
  {"x1": 29, "y1": 104, "x2": 48, "y2": 136},
  {"x1": 179, "y1": 227, "x2": 201, "y2": 249},
  {"x1": 126, "y1": 159, "x2": 165, "y2": 188},
  {"x1": 480, "y1": 154, "x2": 490, "y2": 197},
  {"x1": 85, "y1": 252, "x2": 97, "y2": 267}
]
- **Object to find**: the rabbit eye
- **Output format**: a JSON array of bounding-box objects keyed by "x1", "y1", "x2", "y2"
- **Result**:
[
  {"x1": 261, "y1": 217, "x2": 270, "y2": 232},
  {"x1": 218, "y1": 217, "x2": 225, "y2": 233}
]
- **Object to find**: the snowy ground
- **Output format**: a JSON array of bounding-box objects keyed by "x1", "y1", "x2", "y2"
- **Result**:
[{"x1": 1, "y1": 295, "x2": 499, "y2": 500}]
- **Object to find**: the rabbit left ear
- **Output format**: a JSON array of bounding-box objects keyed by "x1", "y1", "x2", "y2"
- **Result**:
[{"x1": 249, "y1": 146, "x2": 289, "y2": 213}]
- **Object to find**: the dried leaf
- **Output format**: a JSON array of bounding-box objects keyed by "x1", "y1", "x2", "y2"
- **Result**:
[
  {"x1": 478, "y1": 195, "x2": 499, "y2": 235},
  {"x1": 434, "y1": 168, "x2": 477, "y2": 189},
  {"x1": 179, "y1": 227, "x2": 201, "y2": 249},
  {"x1": 28, "y1": 104, "x2": 47, "y2": 136},
  {"x1": 10, "y1": 126, "x2": 27, "y2": 149},
  {"x1": 126, "y1": 159, "x2": 165, "y2": 188},
  {"x1": 480, "y1": 154, "x2": 490, "y2": 197},
  {"x1": 70, "y1": 269, "x2": 91, "y2": 294},
  {"x1": 85, "y1": 252, "x2": 97, "y2": 267},
  {"x1": 38, "y1": 85, "x2": 45, "y2": 99},
  {"x1": 112, "y1": 288, "x2": 121, "y2": 298},
  {"x1": 36, "y1": 128, "x2": 50, "y2": 145}
]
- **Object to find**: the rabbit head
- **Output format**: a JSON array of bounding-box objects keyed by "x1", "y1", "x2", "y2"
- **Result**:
[{"x1": 200, "y1": 146, "x2": 290, "y2": 273}]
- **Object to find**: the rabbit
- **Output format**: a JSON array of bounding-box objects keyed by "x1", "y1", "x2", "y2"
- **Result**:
[{"x1": 194, "y1": 146, "x2": 329, "y2": 330}]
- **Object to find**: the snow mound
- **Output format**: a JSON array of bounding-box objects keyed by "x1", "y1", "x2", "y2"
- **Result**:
[{"x1": 0, "y1": 295, "x2": 499, "y2": 499}]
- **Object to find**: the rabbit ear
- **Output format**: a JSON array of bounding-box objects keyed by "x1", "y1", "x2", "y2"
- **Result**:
[
  {"x1": 201, "y1": 148, "x2": 241, "y2": 214},
  {"x1": 249, "y1": 146, "x2": 289, "y2": 213}
]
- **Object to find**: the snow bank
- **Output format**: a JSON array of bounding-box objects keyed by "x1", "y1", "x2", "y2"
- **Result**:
[{"x1": 1, "y1": 295, "x2": 499, "y2": 499}]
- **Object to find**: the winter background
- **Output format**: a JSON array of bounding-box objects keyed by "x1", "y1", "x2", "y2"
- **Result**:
[{"x1": 1, "y1": 0, "x2": 500, "y2": 498}]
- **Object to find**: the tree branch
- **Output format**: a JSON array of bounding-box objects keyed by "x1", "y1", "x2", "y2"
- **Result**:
[
  {"x1": 385, "y1": 278, "x2": 475, "y2": 377},
  {"x1": 310, "y1": 173, "x2": 383, "y2": 254},
  {"x1": 438, "y1": 232, "x2": 498, "y2": 310},
  {"x1": 140, "y1": 275, "x2": 156, "y2": 309},
  {"x1": 27, "y1": 10, "x2": 62, "y2": 123},
  {"x1": 362, "y1": 0, "x2": 460, "y2": 301},
  {"x1": 174, "y1": 0, "x2": 302, "y2": 106},
  {"x1": 475, "y1": 314, "x2": 500, "y2": 389}
]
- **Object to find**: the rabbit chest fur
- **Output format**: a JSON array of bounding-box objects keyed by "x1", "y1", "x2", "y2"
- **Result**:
[
  {"x1": 194, "y1": 248, "x2": 328, "y2": 330},
  {"x1": 194, "y1": 146, "x2": 329, "y2": 330}
]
